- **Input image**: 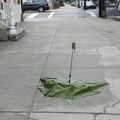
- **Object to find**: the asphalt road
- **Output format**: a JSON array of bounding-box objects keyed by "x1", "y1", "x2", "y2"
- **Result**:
[
  {"x1": 23, "y1": 5, "x2": 98, "y2": 19},
  {"x1": 23, "y1": 4, "x2": 119, "y2": 19}
]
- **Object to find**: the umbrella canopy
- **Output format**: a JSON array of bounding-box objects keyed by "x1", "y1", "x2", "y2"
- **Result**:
[{"x1": 37, "y1": 77, "x2": 108, "y2": 100}]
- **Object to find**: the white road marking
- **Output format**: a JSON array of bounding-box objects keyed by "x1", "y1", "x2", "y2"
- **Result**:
[
  {"x1": 87, "y1": 11, "x2": 97, "y2": 17},
  {"x1": 27, "y1": 13, "x2": 39, "y2": 19},
  {"x1": 48, "y1": 12, "x2": 55, "y2": 18}
]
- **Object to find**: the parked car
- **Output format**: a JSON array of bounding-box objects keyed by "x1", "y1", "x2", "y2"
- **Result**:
[
  {"x1": 85, "y1": 1, "x2": 96, "y2": 9},
  {"x1": 59, "y1": 0, "x2": 64, "y2": 6},
  {"x1": 22, "y1": 0, "x2": 49, "y2": 12}
]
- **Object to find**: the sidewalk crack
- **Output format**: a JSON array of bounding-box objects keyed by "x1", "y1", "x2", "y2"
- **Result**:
[
  {"x1": 93, "y1": 114, "x2": 97, "y2": 120},
  {"x1": 104, "y1": 101, "x2": 120, "y2": 113}
]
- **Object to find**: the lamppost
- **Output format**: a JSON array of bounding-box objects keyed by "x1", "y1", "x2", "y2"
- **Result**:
[{"x1": 9, "y1": 0, "x2": 17, "y2": 35}]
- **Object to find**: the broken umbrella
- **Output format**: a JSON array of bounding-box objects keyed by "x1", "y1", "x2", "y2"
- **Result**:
[{"x1": 37, "y1": 43, "x2": 108, "y2": 100}]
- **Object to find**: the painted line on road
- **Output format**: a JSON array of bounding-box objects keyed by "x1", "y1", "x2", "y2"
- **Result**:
[
  {"x1": 27, "y1": 13, "x2": 39, "y2": 19},
  {"x1": 87, "y1": 11, "x2": 97, "y2": 17},
  {"x1": 48, "y1": 12, "x2": 55, "y2": 18}
]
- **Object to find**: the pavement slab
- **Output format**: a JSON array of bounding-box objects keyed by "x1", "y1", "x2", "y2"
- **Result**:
[
  {"x1": 41, "y1": 67, "x2": 106, "y2": 82},
  {"x1": 45, "y1": 53, "x2": 102, "y2": 67},
  {"x1": 25, "y1": 27, "x2": 57, "y2": 34},
  {"x1": 32, "y1": 88, "x2": 116, "y2": 113},
  {"x1": 51, "y1": 40, "x2": 112, "y2": 53},
  {"x1": 57, "y1": 26, "x2": 95, "y2": 34},
  {"x1": 22, "y1": 18, "x2": 61, "y2": 28},
  {"x1": 0, "y1": 113, "x2": 27, "y2": 120},
  {"x1": 54, "y1": 33, "x2": 108, "y2": 41},
  {"x1": 104, "y1": 68, "x2": 120, "y2": 100},
  {"x1": 101, "y1": 33, "x2": 120, "y2": 52},
  {"x1": 29, "y1": 113, "x2": 94, "y2": 120},
  {"x1": 0, "y1": 34, "x2": 54, "y2": 53},
  {"x1": 96, "y1": 114, "x2": 120, "y2": 120},
  {"x1": 0, "y1": 53, "x2": 47, "y2": 67},
  {"x1": 0, "y1": 68, "x2": 42, "y2": 111}
]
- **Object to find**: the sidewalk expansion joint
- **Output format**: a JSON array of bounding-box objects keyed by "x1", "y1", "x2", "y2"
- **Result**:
[
  {"x1": 30, "y1": 111, "x2": 120, "y2": 116},
  {"x1": 31, "y1": 110, "x2": 119, "y2": 115},
  {"x1": 94, "y1": 114, "x2": 97, "y2": 120},
  {"x1": 31, "y1": 111, "x2": 104, "y2": 114},
  {"x1": 44, "y1": 66, "x2": 120, "y2": 68},
  {"x1": 0, "y1": 111, "x2": 29, "y2": 113}
]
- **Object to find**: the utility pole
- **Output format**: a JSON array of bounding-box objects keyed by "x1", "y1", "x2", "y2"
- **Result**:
[
  {"x1": 84, "y1": 0, "x2": 86, "y2": 10},
  {"x1": 78, "y1": 0, "x2": 80, "y2": 8},
  {"x1": 20, "y1": 0, "x2": 24, "y2": 21},
  {"x1": 99, "y1": 0, "x2": 107, "y2": 18}
]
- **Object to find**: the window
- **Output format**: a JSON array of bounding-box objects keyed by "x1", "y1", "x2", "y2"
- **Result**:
[{"x1": 26, "y1": 0, "x2": 33, "y2": 3}]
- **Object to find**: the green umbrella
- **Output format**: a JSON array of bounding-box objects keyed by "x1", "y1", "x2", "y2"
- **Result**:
[
  {"x1": 37, "y1": 43, "x2": 108, "y2": 100},
  {"x1": 37, "y1": 77, "x2": 108, "y2": 100}
]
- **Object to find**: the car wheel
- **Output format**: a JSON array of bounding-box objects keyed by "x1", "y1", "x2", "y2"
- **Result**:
[{"x1": 38, "y1": 7, "x2": 44, "y2": 12}]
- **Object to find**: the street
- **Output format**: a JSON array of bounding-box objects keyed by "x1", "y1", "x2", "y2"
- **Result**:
[
  {"x1": 1, "y1": 4, "x2": 120, "y2": 120},
  {"x1": 23, "y1": 5, "x2": 98, "y2": 19},
  {"x1": 23, "y1": 4, "x2": 119, "y2": 19}
]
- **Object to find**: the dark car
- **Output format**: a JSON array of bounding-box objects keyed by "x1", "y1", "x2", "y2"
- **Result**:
[
  {"x1": 59, "y1": 0, "x2": 64, "y2": 6},
  {"x1": 22, "y1": 0, "x2": 49, "y2": 12},
  {"x1": 86, "y1": 1, "x2": 96, "y2": 9}
]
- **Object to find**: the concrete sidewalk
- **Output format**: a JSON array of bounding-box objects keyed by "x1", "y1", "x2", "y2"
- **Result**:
[{"x1": 0, "y1": 6, "x2": 120, "y2": 120}]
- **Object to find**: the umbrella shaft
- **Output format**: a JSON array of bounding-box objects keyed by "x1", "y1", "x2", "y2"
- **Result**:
[
  {"x1": 69, "y1": 49, "x2": 74, "y2": 83},
  {"x1": 69, "y1": 74, "x2": 71, "y2": 83}
]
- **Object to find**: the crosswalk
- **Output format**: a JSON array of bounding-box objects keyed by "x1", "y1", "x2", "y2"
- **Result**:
[
  {"x1": 26, "y1": 13, "x2": 39, "y2": 19},
  {"x1": 86, "y1": 11, "x2": 97, "y2": 17},
  {"x1": 25, "y1": 10, "x2": 97, "y2": 19},
  {"x1": 48, "y1": 12, "x2": 55, "y2": 18}
]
